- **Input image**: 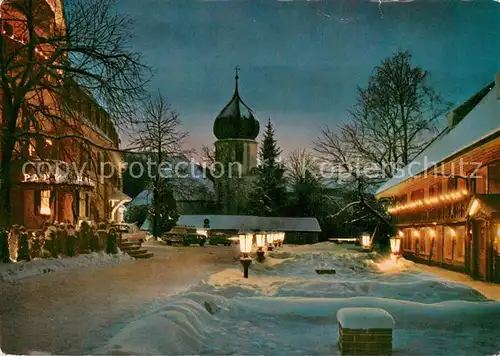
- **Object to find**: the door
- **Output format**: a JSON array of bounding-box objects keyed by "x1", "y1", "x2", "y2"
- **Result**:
[{"x1": 473, "y1": 220, "x2": 488, "y2": 280}]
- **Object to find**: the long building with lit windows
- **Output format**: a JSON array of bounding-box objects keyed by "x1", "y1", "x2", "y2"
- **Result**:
[
  {"x1": 0, "y1": 0, "x2": 130, "y2": 228},
  {"x1": 376, "y1": 73, "x2": 500, "y2": 283}
]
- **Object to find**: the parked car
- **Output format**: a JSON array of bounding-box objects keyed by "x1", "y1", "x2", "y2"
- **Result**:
[
  {"x1": 208, "y1": 233, "x2": 232, "y2": 246},
  {"x1": 113, "y1": 223, "x2": 147, "y2": 244}
]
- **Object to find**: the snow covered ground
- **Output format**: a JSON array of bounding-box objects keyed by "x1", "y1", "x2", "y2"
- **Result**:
[
  {"x1": 97, "y1": 243, "x2": 500, "y2": 356},
  {"x1": 0, "y1": 250, "x2": 134, "y2": 282}
]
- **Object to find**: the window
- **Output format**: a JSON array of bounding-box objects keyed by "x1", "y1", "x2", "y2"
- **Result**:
[
  {"x1": 495, "y1": 224, "x2": 500, "y2": 254},
  {"x1": 443, "y1": 226, "x2": 464, "y2": 261},
  {"x1": 474, "y1": 166, "x2": 488, "y2": 194},
  {"x1": 448, "y1": 177, "x2": 458, "y2": 192},
  {"x1": 403, "y1": 229, "x2": 411, "y2": 250},
  {"x1": 488, "y1": 162, "x2": 500, "y2": 194},
  {"x1": 444, "y1": 227, "x2": 454, "y2": 260},
  {"x1": 410, "y1": 189, "x2": 424, "y2": 201},
  {"x1": 3, "y1": 22, "x2": 13, "y2": 36},
  {"x1": 419, "y1": 229, "x2": 427, "y2": 255},
  {"x1": 397, "y1": 194, "x2": 408, "y2": 205},
  {"x1": 35, "y1": 190, "x2": 51, "y2": 216},
  {"x1": 78, "y1": 192, "x2": 90, "y2": 218},
  {"x1": 75, "y1": 191, "x2": 80, "y2": 216},
  {"x1": 429, "y1": 183, "x2": 442, "y2": 197},
  {"x1": 455, "y1": 226, "x2": 466, "y2": 262},
  {"x1": 28, "y1": 138, "x2": 37, "y2": 156},
  {"x1": 39, "y1": 138, "x2": 54, "y2": 158}
]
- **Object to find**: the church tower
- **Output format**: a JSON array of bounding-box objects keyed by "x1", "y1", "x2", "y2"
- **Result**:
[{"x1": 213, "y1": 68, "x2": 260, "y2": 213}]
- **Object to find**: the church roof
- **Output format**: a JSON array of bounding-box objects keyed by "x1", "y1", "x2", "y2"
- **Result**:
[{"x1": 213, "y1": 69, "x2": 260, "y2": 140}]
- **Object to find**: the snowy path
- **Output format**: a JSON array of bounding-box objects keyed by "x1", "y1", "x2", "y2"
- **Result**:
[
  {"x1": 2, "y1": 243, "x2": 500, "y2": 355},
  {"x1": 416, "y1": 263, "x2": 500, "y2": 302},
  {"x1": 0, "y1": 243, "x2": 236, "y2": 354}
]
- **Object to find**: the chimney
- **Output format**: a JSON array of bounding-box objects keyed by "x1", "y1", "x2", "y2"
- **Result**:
[
  {"x1": 446, "y1": 111, "x2": 458, "y2": 129},
  {"x1": 496, "y1": 72, "x2": 500, "y2": 100}
]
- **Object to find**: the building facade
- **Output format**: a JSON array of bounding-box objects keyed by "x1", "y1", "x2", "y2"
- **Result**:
[
  {"x1": 213, "y1": 70, "x2": 260, "y2": 214},
  {"x1": 1, "y1": 0, "x2": 129, "y2": 229},
  {"x1": 376, "y1": 73, "x2": 500, "y2": 283}
]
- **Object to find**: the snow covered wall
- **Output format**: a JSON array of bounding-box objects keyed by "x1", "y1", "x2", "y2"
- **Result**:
[
  {"x1": 97, "y1": 244, "x2": 500, "y2": 355},
  {"x1": 0, "y1": 251, "x2": 134, "y2": 282}
]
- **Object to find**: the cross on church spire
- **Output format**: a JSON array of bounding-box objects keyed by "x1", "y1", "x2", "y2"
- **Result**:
[
  {"x1": 234, "y1": 65, "x2": 240, "y2": 81},
  {"x1": 234, "y1": 65, "x2": 240, "y2": 94}
]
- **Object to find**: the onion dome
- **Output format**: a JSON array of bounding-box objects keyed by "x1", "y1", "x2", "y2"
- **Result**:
[{"x1": 213, "y1": 69, "x2": 260, "y2": 140}]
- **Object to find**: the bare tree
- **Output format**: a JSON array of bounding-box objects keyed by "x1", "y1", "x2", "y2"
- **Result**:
[
  {"x1": 286, "y1": 149, "x2": 320, "y2": 186},
  {"x1": 128, "y1": 93, "x2": 188, "y2": 238},
  {"x1": 0, "y1": 0, "x2": 149, "y2": 231},
  {"x1": 315, "y1": 50, "x2": 449, "y2": 229},
  {"x1": 200, "y1": 144, "x2": 217, "y2": 184}
]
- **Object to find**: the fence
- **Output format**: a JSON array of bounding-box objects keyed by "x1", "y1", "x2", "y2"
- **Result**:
[{"x1": 4, "y1": 221, "x2": 120, "y2": 262}]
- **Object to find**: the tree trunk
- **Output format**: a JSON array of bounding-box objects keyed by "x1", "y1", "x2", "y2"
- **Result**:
[
  {"x1": 0, "y1": 101, "x2": 19, "y2": 262},
  {"x1": 152, "y1": 173, "x2": 160, "y2": 238}
]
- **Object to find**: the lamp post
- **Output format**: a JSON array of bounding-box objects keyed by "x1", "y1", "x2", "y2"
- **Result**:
[
  {"x1": 273, "y1": 232, "x2": 280, "y2": 249},
  {"x1": 255, "y1": 232, "x2": 267, "y2": 262},
  {"x1": 390, "y1": 236, "x2": 402, "y2": 261},
  {"x1": 266, "y1": 231, "x2": 275, "y2": 251},
  {"x1": 277, "y1": 232, "x2": 285, "y2": 247},
  {"x1": 239, "y1": 232, "x2": 253, "y2": 278},
  {"x1": 360, "y1": 233, "x2": 372, "y2": 251}
]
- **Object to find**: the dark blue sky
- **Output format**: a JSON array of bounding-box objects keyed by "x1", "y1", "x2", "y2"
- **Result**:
[{"x1": 118, "y1": 0, "x2": 500, "y2": 156}]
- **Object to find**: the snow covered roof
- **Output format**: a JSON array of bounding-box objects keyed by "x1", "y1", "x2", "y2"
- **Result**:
[
  {"x1": 141, "y1": 215, "x2": 322, "y2": 232},
  {"x1": 128, "y1": 183, "x2": 214, "y2": 208},
  {"x1": 127, "y1": 158, "x2": 215, "y2": 204},
  {"x1": 376, "y1": 77, "x2": 500, "y2": 197},
  {"x1": 178, "y1": 215, "x2": 260, "y2": 231},
  {"x1": 259, "y1": 217, "x2": 322, "y2": 232}
]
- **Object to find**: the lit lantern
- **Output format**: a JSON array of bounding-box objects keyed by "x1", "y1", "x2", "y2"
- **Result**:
[
  {"x1": 255, "y1": 232, "x2": 267, "y2": 262},
  {"x1": 238, "y1": 232, "x2": 253, "y2": 257},
  {"x1": 469, "y1": 199, "x2": 481, "y2": 217},
  {"x1": 390, "y1": 236, "x2": 402, "y2": 260},
  {"x1": 256, "y1": 232, "x2": 267, "y2": 249},
  {"x1": 278, "y1": 232, "x2": 285, "y2": 246},
  {"x1": 267, "y1": 231, "x2": 275, "y2": 251},
  {"x1": 238, "y1": 232, "x2": 253, "y2": 278},
  {"x1": 360, "y1": 233, "x2": 372, "y2": 250}
]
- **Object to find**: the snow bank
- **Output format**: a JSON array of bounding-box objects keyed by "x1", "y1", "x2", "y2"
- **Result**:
[
  {"x1": 96, "y1": 296, "x2": 216, "y2": 355},
  {"x1": 99, "y1": 243, "x2": 500, "y2": 355},
  {"x1": 0, "y1": 251, "x2": 134, "y2": 282}
]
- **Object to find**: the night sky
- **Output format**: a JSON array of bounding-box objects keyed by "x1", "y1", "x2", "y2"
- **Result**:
[{"x1": 117, "y1": 0, "x2": 500, "y2": 157}]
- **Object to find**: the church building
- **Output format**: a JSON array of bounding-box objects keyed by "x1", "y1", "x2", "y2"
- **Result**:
[{"x1": 213, "y1": 68, "x2": 260, "y2": 214}]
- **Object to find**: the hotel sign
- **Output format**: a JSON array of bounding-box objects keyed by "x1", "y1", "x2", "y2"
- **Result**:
[{"x1": 22, "y1": 173, "x2": 95, "y2": 187}]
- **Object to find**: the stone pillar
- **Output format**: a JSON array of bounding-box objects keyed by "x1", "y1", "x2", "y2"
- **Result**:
[{"x1": 337, "y1": 307, "x2": 395, "y2": 355}]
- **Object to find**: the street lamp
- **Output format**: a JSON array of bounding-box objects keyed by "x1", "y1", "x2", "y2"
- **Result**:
[
  {"x1": 239, "y1": 232, "x2": 253, "y2": 278},
  {"x1": 360, "y1": 233, "x2": 372, "y2": 251},
  {"x1": 390, "y1": 236, "x2": 402, "y2": 261},
  {"x1": 266, "y1": 231, "x2": 275, "y2": 251},
  {"x1": 255, "y1": 232, "x2": 267, "y2": 262},
  {"x1": 273, "y1": 232, "x2": 280, "y2": 248},
  {"x1": 277, "y1": 232, "x2": 285, "y2": 247}
]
